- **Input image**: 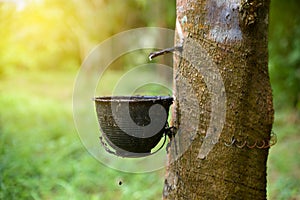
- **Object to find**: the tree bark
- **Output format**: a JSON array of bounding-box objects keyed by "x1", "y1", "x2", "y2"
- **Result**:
[{"x1": 163, "y1": 0, "x2": 274, "y2": 199}]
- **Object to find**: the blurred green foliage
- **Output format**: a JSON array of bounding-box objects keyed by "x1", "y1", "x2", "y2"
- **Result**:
[
  {"x1": 0, "y1": 2, "x2": 175, "y2": 199},
  {"x1": 269, "y1": 0, "x2": 300, "y2": 110},
  {"x1": 0, "y1": 0, "x2": 175, "y2": 73}
]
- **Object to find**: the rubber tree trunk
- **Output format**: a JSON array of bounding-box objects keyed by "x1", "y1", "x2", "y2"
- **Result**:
[{"x1": 163, "y1": 0, "x2": 274, "y2": 199}]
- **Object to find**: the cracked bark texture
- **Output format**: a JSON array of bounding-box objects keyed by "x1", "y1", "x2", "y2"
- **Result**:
[{"x1": 163, "y1": 0, "x2": 274, "y2": 199}]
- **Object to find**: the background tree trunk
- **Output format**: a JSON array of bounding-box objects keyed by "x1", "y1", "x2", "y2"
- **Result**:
[{"x1": 163, "y1": 0, "x2": 274, "y2": 199}]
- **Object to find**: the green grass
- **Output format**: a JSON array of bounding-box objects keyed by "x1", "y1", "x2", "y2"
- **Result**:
[
  {"x1": 0, "y1": 70, "x2": 164, "y2": 200},
  {"x1": 267, "y1": 109, "x2": 300, "y2": 200},
  {"x1": 0, "y1": 69, "x2": 299, "y2": 199}
]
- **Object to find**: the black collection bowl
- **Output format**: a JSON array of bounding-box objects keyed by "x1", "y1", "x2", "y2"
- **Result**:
[{"x1": 94, "y1": 96, "x2": 173, "y2": 157}]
